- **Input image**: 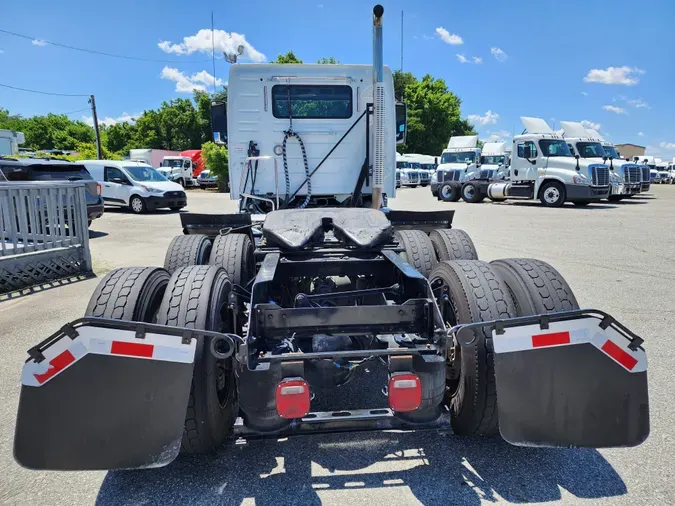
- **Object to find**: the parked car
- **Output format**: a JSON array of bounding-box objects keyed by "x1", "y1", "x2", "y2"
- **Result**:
[
  {"x1": 197, "y1": 169, "x2": 217, "y2": 189},
  {"x1": 80, "y1": 160, "x2": 187, "y2": 214},
  {"x1": 0, "y1": 158, "x2": 103, "y2": 226}
]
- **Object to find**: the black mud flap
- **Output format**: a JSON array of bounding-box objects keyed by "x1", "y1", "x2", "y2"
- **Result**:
[
  {"x1": 14, "y1": 319, "x2": 197, "y2": 470},
  {"x1": 491, "y1": 314, "x2": 649, "y2": 448}
]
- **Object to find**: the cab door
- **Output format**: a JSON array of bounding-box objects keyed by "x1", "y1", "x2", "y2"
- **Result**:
[{"x1": 103, "y1": 166, "x2": 132, "y2": 205}]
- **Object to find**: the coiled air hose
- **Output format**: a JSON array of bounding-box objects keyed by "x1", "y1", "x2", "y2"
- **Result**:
[{"x1": 282, "y1": 129, "x2": 311, "y2": 209}]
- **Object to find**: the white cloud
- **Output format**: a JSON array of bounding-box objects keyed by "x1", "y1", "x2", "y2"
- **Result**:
[
  {"x1": 32, "y1": 39, "x2": 47, "y2": 47},
  {"x1": 160, "y1": 66, "x2": 224, "y2": 93},
  {"x1": 485, "y1": 130, "x2": 511, "y2": 142},
  {"x1": 584, "y1": 66, "x2": 644, "y2": 85},
  {"x1": 660, "y1": 141, "x2": 675, "y2": 150},
  {"x1": 435, "y1": 27, "x2": 463, "y2": 45},
  {"x1": 159, "y1": 29, "x2": 266, "y2": 62},
  {"x1": 603, "y1": 105, "x2": 627, "y2": 115},
  {"x1": 580, "y1": 120, "x2": 601, "y2": 131},
  {"x1": 456, "y1": 54, "x2": 481, "y2": 64},
  {"x1": 468, "y1": 110, "x2": 499, "y2": 126},
  {"x1": 490, "y1": 47, "x2": 507, "y2": 62},
  {"x1": 581, "y1": 91, "x2": 589, "y2": 96},
  {"x1": 628, "y1": 98, "x2": 650, "y2": 109},
  {"x1": 637, "y1": 132, "x2": 644, "y2": 137},
  {"x1": 81, "y1": 112, "x2": 140, "y2": 128}
]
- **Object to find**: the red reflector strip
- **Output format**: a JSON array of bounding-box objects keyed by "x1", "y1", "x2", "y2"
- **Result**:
[
  {"x1": 532, "y1": 331, "x2": 571, "y2": 348},
  {"x1": 601, "y1": 340, "x2": 638, "y2": 371},
  {"x1": 110, "y1": 341, "x2": 154, "y2": 358},
  {"x1": 34, "y1": 350, "x2": 75, "y2": 384}
]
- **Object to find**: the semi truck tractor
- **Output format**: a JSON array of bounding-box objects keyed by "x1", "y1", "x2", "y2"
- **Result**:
[
  {"x1": 159, "y1": 150, "x2": 204, "y2": 188},
  {"x1": 396, "y1": 152, "x2": 421, "y2": 188},
  {"x1": 431, "y1": 135, "x2": 480, "y2": 200},
  {"x1": 486, "y1": 117, "x2": 610, "y2": 207},
  {"x1": 585, "y1": 129, "x2": 650, "y2": 194},
  {"x1": 561, "y1": 122, "x2": 641, "y2": 201},
  {"x1": 13, "y1": 5, "x2": 649, "y2": 474},
  {"x1": 455, "y1": 142, "x2": 510, "y2": 203},
  {"x1": 400, "y1": 153, "x2": 434, "y2": 187}
]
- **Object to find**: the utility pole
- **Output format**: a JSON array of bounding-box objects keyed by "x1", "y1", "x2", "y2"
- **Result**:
[{"x1": 89, "y1": 95, "x2": 102, "y2": 160}]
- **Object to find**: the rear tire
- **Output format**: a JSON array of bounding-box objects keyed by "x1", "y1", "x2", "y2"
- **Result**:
[
  {"x1": 429, "y1": 228, "x2": 479, "y2": 261},
  {"x1": 429, "y1": 260, "x2": 516, "y2": 436},
  {"x1": 395, "y1": 230, "x2": 437, "y2": 278},
  {"x1": 85, "y1": 267, "x2": 170, "y2": 323},
  {"x1": 164, "y1": 234, "x2": 212, "y2": 274},
  {"x1": 461, "y1": 182, "x2": 483, "y2": 203},
  {"x1": 489, "y1": 258, "x2": 579, "y2": 316},
  {"x1": 439, "y1": 183, "x2": 461, "y2": 202},
  {"x1": 156, "y1": 265, "x2": 238, "y2": 455}
]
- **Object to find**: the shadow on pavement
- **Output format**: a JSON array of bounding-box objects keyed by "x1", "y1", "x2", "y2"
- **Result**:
[
  {"x1": 88, "y1": 230, "x2": 109, "y2": 239},
  {"x1": 0, "y1": 272, "x2": 96, "y2": 303},
  {"x1": 96, "y1": 431, "x2": 626, "y2": 506},
  {"x1": 505, "y1": 202, "x2": 618, "y2": 210}
]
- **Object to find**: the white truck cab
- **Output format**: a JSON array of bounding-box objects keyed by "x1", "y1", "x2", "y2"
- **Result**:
[
  {"x1": 668, "y1": 161, "x2": 675, "y2": 184},
  {"x1": 475, "y1": 141, "x2": 509, "y2": 180},
  {"x1": 400, "y1": 153, "x2": 433, "y2": 187},
  {"x1": 227, "y1": 63, "x2": 403, "y2": 210},
  {"x1": 487, "y1": 117, "x2": 610, "y2": 207},
  {"x1": 561, "y1": 122, "x2": 642, "y2": 201},
  {"x1": 432, "y1": 135, "x2": 480, "y2": 200},
  {"x1": 396, "y1": 152, "x2": 421, "y2": 188},
  {"x1": 656, "y1": 160, "x2": 670, "y2": 184},
  {"x1": 0, "y1": 130, "x2": 25, "y2": 157},
  {"x1": 158, "y1": 156, "x2": 197, "y2": 187}
]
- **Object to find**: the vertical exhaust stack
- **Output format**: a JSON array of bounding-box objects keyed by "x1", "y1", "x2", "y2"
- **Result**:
[{"x1": 371, "y1": 4, "x2": 385, "y2": 209}]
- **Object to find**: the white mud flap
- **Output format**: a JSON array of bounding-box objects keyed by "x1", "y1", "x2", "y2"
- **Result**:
[
  {"x1": 491, "y1": 313, "x2": 649, "y2": 448},
  {"x1": 14, "y1": 319, "x2": 198, "y2": 470}
]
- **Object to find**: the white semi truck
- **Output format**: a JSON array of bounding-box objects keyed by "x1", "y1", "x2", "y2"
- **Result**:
[
  {"x1": 400, "y1": 153, "x2": 434, "y2": 187},
  {"x1": 486, "y1": 117, "x2": 610, "y2": 207},
  {"x1": 396, "y1": 152, "x2": 422, "y2": 188},
  {"x1": 0, "y1": 129, "x2": 25, "y2": 156},
  {"x1": 431, "y1": 135, "x2": 480, "y2": 201},
  {"x1": 561, "y1": 122, "x2": 642, "y2": 201}
]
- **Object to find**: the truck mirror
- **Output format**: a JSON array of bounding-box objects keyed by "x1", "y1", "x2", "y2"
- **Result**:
[
  {"x1": 395, "y1": 102, "x2": 407, "y2": 145},
  {"x1": 210, "y1": 101, "x2": 227, "y2": 145},
  {"x1": 435, "y1": 157, "x2": 438, "y2": 165}
]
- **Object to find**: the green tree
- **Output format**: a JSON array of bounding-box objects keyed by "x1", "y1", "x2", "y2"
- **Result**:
[
  {"x1": 69, "y1": 142, "x2": 123, "y2": 161},
  {"x1": 104, "y1": 122, "x2": 137, "y2": 153},
  {"x1": 395, "y1": 73, "x2": 475, "y2": 155},
  {"x1": 317, "y1": 57, "x2": 340, "y2": 64},
  {"x1": 393, "y1": 70, "x2": 417, "y2": 101},
  {"x1": 273, "y1": 51, "x2": 303, "y2": 64},
  {"x1": 201, "y1": 141, "x2": 228, "y2": 189}
]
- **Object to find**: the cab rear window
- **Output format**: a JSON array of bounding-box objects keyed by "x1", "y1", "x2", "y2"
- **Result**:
[{"x1": 272, "y1": 85, "x2": 352, "y2": 119}]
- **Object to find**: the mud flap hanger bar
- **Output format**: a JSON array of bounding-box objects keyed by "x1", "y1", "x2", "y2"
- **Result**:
[
  {"x1": 25, "y1": 317, "x2": 238, "y2": 364},
  {"x1": 448, "y1": 309, "x2": 644, "y2": 351}
]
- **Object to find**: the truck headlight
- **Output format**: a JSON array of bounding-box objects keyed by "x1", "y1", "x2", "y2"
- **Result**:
[{"x1": 572, "y1": 175, "x2": 588, "y2": 184}]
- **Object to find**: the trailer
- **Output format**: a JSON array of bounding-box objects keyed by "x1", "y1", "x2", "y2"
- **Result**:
[{"x1": 13, "y1": 5, "x2": 649, "y2": 473}]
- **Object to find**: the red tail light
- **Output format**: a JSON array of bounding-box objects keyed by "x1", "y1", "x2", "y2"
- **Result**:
[
  {"x1": 388, "y1": 373, "x2": 421, "y2": 412},
  {"x1": 96, "y1": 183, "x2": 102, "y2": 196},
  {"x1": 275, "y1": 378, "x2": 310, "y2": 419}
]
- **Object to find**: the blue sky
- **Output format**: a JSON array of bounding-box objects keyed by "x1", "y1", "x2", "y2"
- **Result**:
[{"x1": 1, "y1": 0, "x2": 674, "y2": 158}]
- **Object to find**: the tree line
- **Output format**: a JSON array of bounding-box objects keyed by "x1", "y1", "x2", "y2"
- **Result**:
[{"x1": 0, "y1": 53, "x2": 475, "y2": 162}]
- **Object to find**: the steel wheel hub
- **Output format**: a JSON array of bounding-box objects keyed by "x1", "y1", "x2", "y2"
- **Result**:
[{"x1": 544, "y1": 188, "x2": 560, "y2": 204}]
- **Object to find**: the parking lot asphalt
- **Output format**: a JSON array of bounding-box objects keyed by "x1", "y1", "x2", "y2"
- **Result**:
[{"x1": 2, "y1": 186, "x2": 674, "y2": 506}]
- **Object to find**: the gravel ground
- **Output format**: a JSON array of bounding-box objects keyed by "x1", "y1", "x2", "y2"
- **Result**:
[{"x1": 1, "y1": 186, "x2": 674, "y2": 506}]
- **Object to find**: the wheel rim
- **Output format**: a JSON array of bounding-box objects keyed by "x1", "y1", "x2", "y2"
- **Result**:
[
  {"x1": 463, "y1": 185, "x2": 475, "y2": 200},
  {"x1": 431, "y1": 276, "x2": 461, "y2": 395},
  {"x1": 441, "y1": 185, "x2": 451, "y2": 199},
  {"x1": 131, "y1": 198, "x2": 143, "y2": 212},
  {"x1": 544, "y1": 187, "x2": 560, "y2": 204},
  {"x1": 216, "y1": 360, "x2": 233, "y2": 408}
]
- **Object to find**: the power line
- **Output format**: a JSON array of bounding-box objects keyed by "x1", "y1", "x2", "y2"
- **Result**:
[
  {"x1": 0, "y1": 82, "x2": 89, "y2": 97},
  {"x1": 61, "y1": 107, "x2": 91, "y2": 115},
  {"x1": 0, "y1": 27, "x2": 213, "y2": 63}
]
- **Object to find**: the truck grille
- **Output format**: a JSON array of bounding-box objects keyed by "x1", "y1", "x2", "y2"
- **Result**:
[
  {"x1": 479, "y1": 169, "x2": 495, "y2": 179},
  {"x1": 641, "y1": 166, "x2": 650, "y2": 183},
  {"x1": 408, "y1": 171, "x2": 419, "y2": 183},
  {"x1": 439, "y1": 170, "x2": 461, "y2": 182},
  {"x1": 420, "y1": 172, "x2": 430, "y2": 182},
  {"x1": 622, "y1": 166, "x2": 640, "y2": 184},
  {"x1": 590, "y1": 166, "x2": 609, "y2": 186}
]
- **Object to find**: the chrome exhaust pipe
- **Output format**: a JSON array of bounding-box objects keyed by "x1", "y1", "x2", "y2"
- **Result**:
[{"x1": 371, "y1": 4, "x2": 385, "y2": 209}]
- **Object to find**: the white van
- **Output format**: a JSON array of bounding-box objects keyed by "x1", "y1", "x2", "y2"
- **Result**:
[{"x1": 80, "y1": 160, "x2": 187, "y2": 214}]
